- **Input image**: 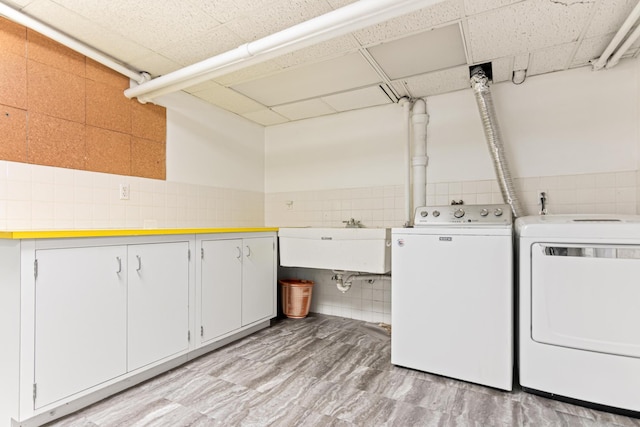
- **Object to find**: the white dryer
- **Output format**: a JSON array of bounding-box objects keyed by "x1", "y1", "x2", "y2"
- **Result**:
[{"x1": 517, "y1": 215, "x2": 640, "y2": 415}]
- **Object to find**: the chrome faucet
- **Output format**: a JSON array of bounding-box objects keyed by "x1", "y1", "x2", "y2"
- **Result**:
[{"x1": 342, "y1": 218, "x2": 363, "y2": 228}]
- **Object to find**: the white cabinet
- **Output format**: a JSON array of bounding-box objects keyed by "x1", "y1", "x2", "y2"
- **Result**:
[
  {"x1": 34, "y1": 246, "x2": 127, "y2": 409},
  {"x1": 241, "y1": 237, "x2": 276, "y2": 326},
  {"x1": 127, "y1": 242, "x2": 190, "y2": 371},
  {"x1": 199, "y1": 236, "x2": 276, "y2": 344},
  {"x1": 32, "y1": 241, "x2": 190, "y2": 409},
  {"x1": 200, "y1": 239, "x2": 242, "y2": 342},
  {"x1": 0, "y1": 230, "x2": 275, "y2": 427}
]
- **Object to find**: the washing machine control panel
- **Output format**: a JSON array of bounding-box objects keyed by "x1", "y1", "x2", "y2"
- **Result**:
[{"x1": 414, "y1": 204, "x2": 512, "y2": 226}]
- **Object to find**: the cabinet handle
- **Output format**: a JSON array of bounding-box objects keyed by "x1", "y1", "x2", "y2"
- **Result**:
[
  {"x1": 236, "y1": 247, "x2": 242, "y2": 260},
  {"x1": 116, "y1": 256, "x2": 122, "y2": 274},
  {"x1": 245, "y1": 246, "x2": 251, "y2": 258},
  {"x1": 136, "y1": 255, "x2": 142, "y2": 271}
]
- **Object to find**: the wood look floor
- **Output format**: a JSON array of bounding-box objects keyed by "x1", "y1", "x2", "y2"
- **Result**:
[{"x1": 47, "y1": 314, "x2": 639, "y2": 427}]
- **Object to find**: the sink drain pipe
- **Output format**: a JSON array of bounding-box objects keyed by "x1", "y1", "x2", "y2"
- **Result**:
[
  {"x1": 333, "y1": 271, "x2": 391, "y2": 293},
  {"x1": 470, "y1": 67, "x2": 524, "y2": 218}
]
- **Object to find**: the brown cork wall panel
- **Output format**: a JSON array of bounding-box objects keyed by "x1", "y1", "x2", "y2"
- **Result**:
[
  {"x1": 0, "y1": 17, "x2": 26, "y2": 57},
  {"x1": 0, "y1": 51, "x2": 27, "y2": 109},
  {"x1": 27, "y1": 30, "x2": 85, "y2": 77},
  {"x1": 131, "y1": 101, "x2": 166, "y2": 143},
  {"x1": 131, "y1": 137, "x2": 165, "y2": 180},
  {"x1": 86, "y1": 80, "x2": 131, "y2": 134},
  {"x1": 0, "y1": 21, "x2": 166, "y2": 180},
  {"x1": 0, "y1": 104, "x2": 27, "y2": 162},
  {"x1": 28, "y1": 59, "x2": 85, "y2": 123},
  {"x1": 28, "y1": 112, "x2": 85, "y2": 169},
  {"x1": 86, "y1": 59, "x2": 129, "y2": 89},
  {"x1": 86, "y1": 126, "x2": 131, "y2": 175}
]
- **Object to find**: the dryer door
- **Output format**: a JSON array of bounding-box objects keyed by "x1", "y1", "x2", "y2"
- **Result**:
[{"x1": 531, "y1": 243, "x2": 640, "y2": 357}]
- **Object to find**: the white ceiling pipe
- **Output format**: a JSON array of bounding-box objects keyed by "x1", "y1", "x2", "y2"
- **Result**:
[
  {"x1": 606, "y1": 21, "x2": 640, "y2": 69},
  {"x1": 124, "y1": 0, "x2": 447, "y2": 102},
  {"x1": 592, "y1": 0, "x2": 640, "y2": 71},
  {"x1": 0, "y1": 2, "x2": 146, "y2": 83}
]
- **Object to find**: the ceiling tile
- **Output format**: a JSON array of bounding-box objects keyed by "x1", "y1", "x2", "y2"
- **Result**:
[
  {"x1": 225, "y1": 0, "x2": 333, "y2": 42},
  {"x1": 159, "y1": 26, "x2": 245, "y2": 66},
  {"x1": 272, "y1": 99, "x2": 336, "y2": 121},
  {"x1": 463, "y1": 0, "x2": 522, "y2": 16},
  {"x1": 393, "y1": 65, "x2": 470, "y2": 98},
  {"x1": 127, "y1": 53, "x2": 182, "y2": 77},
  {"x1": 214, "y1": 61, "x2": 283, "y2": 86},
  {"x1": 231, "y1": 52, "x2": 381, "y2": 106},
  {"x1": 466, "y1": 0, "x2": 594, "y2": 62},
  {"x1": 273, "y1": 35, "x2": 360, "y2": 69},
  {"x1": 242, "y1": 109, "x2": 289, "y2": 126},
  {"x1": 184, "y1": 0, "x2": 274, "y2": 24},
  {"x1": 367, "y1": 24, "x2": 467, "y2": 79},
  {"x1": 321, "y1": 86, "x2": 392, "y2": 112},
  {"x1": 186, "y1": 81, "x2": 265, "y2": 114},
  {"x1": 5, "y1": 0, "x2": 37, "y2": 7},
  {"x1": 528, "y1": 42, "x2": 576, "y2": 76},
  {"x1": 326, "y1": 0, "x2": 357, "y2": 9},
  {"x1": 572, "y1": 33, "x2": 613, "y2": 67},
  {"x1": 352, "y1": 0, "x2": 463, "y2": 46},
  {"x1": 490, "y1": 56, "x2": 513, "y2": 83},
  {"x1": 23, "y1": 1, "x2": 151, "y2": 64},
  {"x1": 585, "y1": 0, "x2": 638, "y2": 38},
  {"x1": 50, "y1": 0, "x2": 222, "y2": 51},
  {"x1": 513, "y1": 53, "x2": 529, "y2": 70}
]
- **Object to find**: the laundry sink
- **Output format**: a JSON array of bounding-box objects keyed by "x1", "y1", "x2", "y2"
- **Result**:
[{"x1": 278, "y1": 227, "x2": 391, "y2": 273}]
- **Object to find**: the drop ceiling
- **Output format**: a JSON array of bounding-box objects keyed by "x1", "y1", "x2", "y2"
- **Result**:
[{"x1": 3, "y1": 0, "x2": 640, "y2": 125}]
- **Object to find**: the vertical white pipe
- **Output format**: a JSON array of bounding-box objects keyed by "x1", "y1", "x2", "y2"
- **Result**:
[
  {"x1": 411, "y1": 99, "x2": 428, "y2": 211},
  {"x1": 400, "y1": 98, "x2": 412, "y2": 226}
]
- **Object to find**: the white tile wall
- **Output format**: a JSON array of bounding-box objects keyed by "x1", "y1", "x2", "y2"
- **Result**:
[
  {"x1": 0, "y1": 161, "x2": 264, "y2": 231},
  {"x1": 265, "y1": 185, "x2": 407, "y2": 228},
  {"x1": 279, "y1": 267, "x2": 392, "y2": 324},
  {"x1": 268, "y1": 171, "x2": 640, "y2": 322}
]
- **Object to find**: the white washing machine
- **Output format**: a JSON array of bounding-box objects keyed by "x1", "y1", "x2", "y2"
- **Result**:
[
  {"x1": 392, "y1": 204, "x2": 513, "y2": 391},
  {"x1": 517, "y1": 215, "x2": 640, "y2": 415}
]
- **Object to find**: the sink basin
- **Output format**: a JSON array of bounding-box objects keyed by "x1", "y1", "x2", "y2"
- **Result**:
[{"x1": 278, "y1": 227, "x2": 391, "y2": 273}]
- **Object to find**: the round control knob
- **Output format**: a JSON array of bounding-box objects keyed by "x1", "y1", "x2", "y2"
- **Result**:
[
  {"x1": 494, "y1": 208, "x2": 503, "y2": 217},
  {"x1": 480, "y1": 208, "x2": 489, "y2": 217},
  {"x1": 453, "y1": 208, "x2": 465, "y2": 218},
  {"x1": 432, "y1": 210, "x2": 440, "y2": 217},
  {"x1": 420, "y1": 210, "x2": 428, "y2": 217}
]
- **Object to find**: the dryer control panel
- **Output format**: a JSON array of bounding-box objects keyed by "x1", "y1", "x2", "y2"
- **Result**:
[{"x1": 414, "y1": 204, "x2": 512, "y2": 226}]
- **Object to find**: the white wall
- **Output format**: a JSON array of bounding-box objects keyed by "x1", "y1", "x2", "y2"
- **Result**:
[
  {"x1": 268, "y1": 58, "x2": 640, "y2": 323},
  {"x1": 426, "y1": 59, "x2": 639, "y2": 183},
  {"x1": 265, "y1": 58, "x2": 640, "y2": 222},
  {"x1": 0, "y1": 92, "x2": 266, "y2": 231},
  {"x1": 160, "y1": 92, "x2": 265, "y2": 192},
  {"x1": 265, "y1": 103, "x2": 405, "y2": 193},
  {"x1": 266, "y1": 59, "x2": 639, "y2": 193}
]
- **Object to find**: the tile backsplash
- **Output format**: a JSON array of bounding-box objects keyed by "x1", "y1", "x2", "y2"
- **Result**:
[
  {"x1": 0, "y1": 160, "x2": 263, "y2": 230},
  {"x1": 266, "y1": 171, "x2": 639, "y2": 230},
  {"x1": 1, "y1": 160, "x2": 638, "y2": 324},
  {"x1": 268, "y1": 170, "x2": 639, "y2": 322}
]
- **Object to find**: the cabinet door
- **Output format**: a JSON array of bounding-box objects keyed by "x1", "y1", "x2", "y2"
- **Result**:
[
  {"x1": 200, "y1": 239, "x2": 242, "y2": 342},
  {"x1": 128, "y1": 242, "x2": 189, "y2": 371},
  {"x1": 34, "y1": 246, "x2": 127, "y2": 409},
  {"x1": 242, "y1": 237, "x2": 275, "y2": 326}
]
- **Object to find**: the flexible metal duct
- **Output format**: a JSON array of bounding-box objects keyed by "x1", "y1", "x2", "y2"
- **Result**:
[{"x1": 470, "y1": 67, "x2": 524, "y2": 217}]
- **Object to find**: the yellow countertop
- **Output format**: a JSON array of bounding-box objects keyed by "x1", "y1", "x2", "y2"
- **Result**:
[{"x1": 0, "y1": 227, "x2": 279, "y2": 240}]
